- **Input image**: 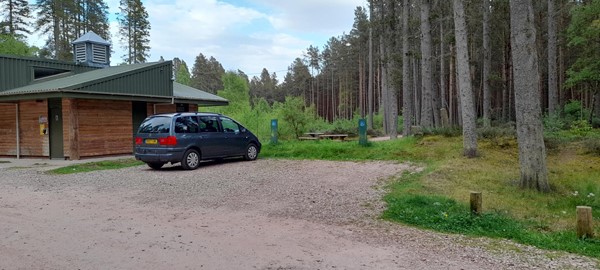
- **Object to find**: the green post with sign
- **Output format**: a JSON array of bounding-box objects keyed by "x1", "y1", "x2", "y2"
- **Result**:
[
  {"x1": 359, "y1": 119, "x2": 368, "y2": 146},
  {"x1": 271, "y1": 119, "x2": 278, "y2": 144}
]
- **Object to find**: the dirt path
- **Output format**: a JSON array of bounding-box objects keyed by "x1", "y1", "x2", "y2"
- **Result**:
[{"x1": 0, "y1": 159, "x2": 597, "y2": 269}]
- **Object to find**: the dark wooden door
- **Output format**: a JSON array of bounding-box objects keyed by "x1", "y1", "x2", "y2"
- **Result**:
[{"x1": 48, "y1": 98, "x2": 64, "y2": 159}]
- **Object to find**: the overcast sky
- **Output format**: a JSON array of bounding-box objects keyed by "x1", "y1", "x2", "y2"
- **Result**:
[{"x1": 108, "y1": 0, "x2": 367, "y2": 77}]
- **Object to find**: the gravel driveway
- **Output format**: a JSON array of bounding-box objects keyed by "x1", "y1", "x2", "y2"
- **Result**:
[{"x1": 0, "y1": 159, "x2": 597, "y2": 269}]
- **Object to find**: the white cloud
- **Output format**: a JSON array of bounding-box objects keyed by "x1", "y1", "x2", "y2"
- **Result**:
[
  {"x1": 257, "y1": 0, "x2": 366, "y2": 34},
  {"x1": 31, "y1": 0, "x2": 368, "y2": 78}
]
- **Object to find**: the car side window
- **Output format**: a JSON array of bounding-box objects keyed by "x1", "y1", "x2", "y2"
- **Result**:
[
  {"x1": 199, "y1": 116, "x2": 220, "y2": 132},
  {"x1": 221, "y1": 117, "x2": 240, "y2": 133},
  {"x1": 175, "y1": 116, "x2": 199, "y2": 133}
]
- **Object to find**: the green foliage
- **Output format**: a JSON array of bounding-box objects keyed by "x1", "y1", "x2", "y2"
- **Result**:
[
  {"x1": 566, "y1": 0, "x2": 600, "y2": 88},
  {"x1": 190, "y1": 53, "x2": 225, "y2": 94},
  {"x1": 382, "y1": 191, "x2": 525, "y2": 239},
  {"x1": 0, "y1": 34, "x2": 37, "y2": 56},
  {"x1": 261, "y1": 136, "x2": 421, "y2": 162},
  {"x1": 477, "y1": 125, "x2": 516, "y2": 140},
  {"x1": 382, "y1": 185, "x2": 600, "y2": 259},
  {"x1": 47, "y1": 159, "x2": 143, "y2": 174},
  {"x1": 543, "y1": 112, "x2": 567, "y2": 132},
  {"x1": 570, "y1": 119, "x2": 593, "y2": 136},
  {"x1": 424, "y1": 127, "x2": 462, "y2": 137},
  {"x1": 212, "y1": 71, "x2": 252, "y2": 115},
  {"x1": 276, "y1": 96, "x2": 314, "y2": 138},
  {"x1": 583, "y1": 138, "x2": 600, "y2": 156},
  {"x1": 564, "y1": 100, "x2": 589, "y2": 122},
  {"x1": 175, "y1": 62, "x2": 191, "y2": 86},
  {"x1": 118, "y1": 0, "x2": 151, "y2": 64}
]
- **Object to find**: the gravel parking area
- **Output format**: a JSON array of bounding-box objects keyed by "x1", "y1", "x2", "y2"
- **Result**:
[{"x1": 0, "y1": 158, "x2": 598, "y2": 269}]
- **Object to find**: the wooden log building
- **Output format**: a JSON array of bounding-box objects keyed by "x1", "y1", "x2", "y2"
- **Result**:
[{"x1": 0, "y1": 32, "x2": 228, "y2": 160}]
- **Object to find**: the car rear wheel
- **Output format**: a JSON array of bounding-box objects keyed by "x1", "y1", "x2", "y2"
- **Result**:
[
  {"x1": 147, "y1": 162, "x2": 164, "y2": 170},
  {"x1": 244, "y1": 143, "x2": 258, "y2": 161},
  {"x1": 181, "y1": 149, "x2": 200, "y2": 170}
]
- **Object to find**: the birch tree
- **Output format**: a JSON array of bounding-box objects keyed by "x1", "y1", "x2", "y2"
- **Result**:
[
  {"x1": 453, "y1": 0, "x2": 478, "y2": 157},
  {"x1": 510, "y1": 0, "x2": 550, "y2": 192}
]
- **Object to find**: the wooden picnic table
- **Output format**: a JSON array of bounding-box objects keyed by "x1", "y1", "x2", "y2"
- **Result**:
[
  {"x1": 318, "y1": 134, "x2": 349, "y2": 141},
  {"x1": 298, "y1": 133, "x2": 349, "y2": 141},
  {"x1": 304, "y1": 132, "x2": 324, "y2": 138}
]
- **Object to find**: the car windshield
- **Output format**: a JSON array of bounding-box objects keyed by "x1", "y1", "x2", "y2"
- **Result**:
[{"x1": 137, "y1": 116, "x2": 171, "y2": 134}]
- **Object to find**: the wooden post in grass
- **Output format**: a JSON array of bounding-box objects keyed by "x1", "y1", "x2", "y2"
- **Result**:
[
  {"x1": 576, "y1": 206, "x2": 594, "y2": 239},
  {"x1": 470, "y1": 192, "x2": 482, "y2": 215}
]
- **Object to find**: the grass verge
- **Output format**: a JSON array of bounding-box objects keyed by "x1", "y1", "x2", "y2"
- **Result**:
[{"x1": 47, "y1": 158, "x2": 143, "y2": 174}]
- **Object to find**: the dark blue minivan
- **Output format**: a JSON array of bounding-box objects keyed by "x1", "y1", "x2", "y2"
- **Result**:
[{"x1": 134, "y1": 112, "x2": 261, "y2": 170}]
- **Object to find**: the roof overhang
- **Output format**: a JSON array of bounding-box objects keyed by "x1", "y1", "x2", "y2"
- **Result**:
[{"x1": 0, "y1": 88, "x2": 229, "y2": 106}]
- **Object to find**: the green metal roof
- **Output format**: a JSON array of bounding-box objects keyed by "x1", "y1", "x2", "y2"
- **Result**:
[
  {"x1": 0, "y1": 60, "x2": 228, "y2": 106},
  {"x1": 0, "y1": 54, "x2": 98, "y2": 91},
  {"x1": 173, "y1": 82, "x2": 228, "y2": 105},
  {"x1": 1, "y1": 62, "x2": 167, "y2": 94},
  {"x1": 72, "y1": 31, "x2": 110, "y2": 45}
]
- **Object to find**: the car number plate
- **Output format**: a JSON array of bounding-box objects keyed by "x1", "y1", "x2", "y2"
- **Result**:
[{"x1": 145, "y1": 139, "x2": 158, "y2": 144}]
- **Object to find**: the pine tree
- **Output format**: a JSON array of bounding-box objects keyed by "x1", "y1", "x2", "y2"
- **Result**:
[
  {"x1": 510, "y1": 0, "x2": 550, "y2": 192},
  {"x1": 118, "y1": 0, "x2": 151, "y2": 64},
  {"x1": 35, "y1": 0, "x2": 75, "y2": 60},
  {"x1": 35, "y1": 0, "x2": 109, "y2": 60},
  {"x1": 80, "y1": 0, "x2": 110, "y2": 40},
  {"x1": 190, "y1": 53, "x2": 225, "y2": 94},
  {"x1": 0, "y1": 0, "x2": 32, "y2": 39}
]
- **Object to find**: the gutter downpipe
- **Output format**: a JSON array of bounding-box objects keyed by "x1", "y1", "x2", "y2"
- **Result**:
[
  {"x1": 16, "y1": 103, "x2": 20, "y2": 159},
  {"x1": 153, "y1": 97, "x2": 176, "y2": 114}
]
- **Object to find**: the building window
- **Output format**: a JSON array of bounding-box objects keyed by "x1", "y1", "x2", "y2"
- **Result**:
[
  {"x1": 176, "y1": 103, "x2": 188, "y2": 112},
  {"x1": 33, "y1": 67, "x2": 70, "y2": 80}
]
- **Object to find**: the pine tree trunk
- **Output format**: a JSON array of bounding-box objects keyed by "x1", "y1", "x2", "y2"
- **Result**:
[
  {"x1": 453, "y1": 0, "x2": 478, "y2": 158},
  {"x1": 449, "y1": 45, "x2": 455, "y2": 125},
  {"x1": 420, "y1": 0, "x2": 434, "y2": 129},
  {"x1": 482, "y1": 0, "x2": 492, "y2": 127},
  {"x1": 547, "y1": 0, "x2": 558, "y2": 115},
  {"x1": 413, "y1": 57, "x2": 422, "y2": 125},
  {"x1": 440, "y1": 19, "x2": 447, "y2": 115},
  {"x1": 510, "y1": 0, "x2": 550, "y2": 192},
  {"x1": 402, "y1": 0, "x2": 413, "y2": 137},
  {"x1": 368, "y1": 2, "x2": 374, "y2": 130}
]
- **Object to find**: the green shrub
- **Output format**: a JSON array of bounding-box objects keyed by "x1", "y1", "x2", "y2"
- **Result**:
[
  {"x1": 582, "y1": 138, "x2": 600, "y2": 156},
  {"x1": 544, "y1": 135, "x2": 569, "y2": 152},
  {"x1": 478, "y1": 125, "x2": 516, "y2": 139},
  {"x1": 543, "y1": 113, "x2": 567, "y2": 132},
  {"x1": 427, "y1": 127, "x2": 462, "y2": 137},
  {"x1": 570, "y1": 119, "x2": 593, "y2": 136}
]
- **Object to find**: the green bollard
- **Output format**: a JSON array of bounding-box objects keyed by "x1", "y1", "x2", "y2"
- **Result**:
[
  {"x1": 359, "y1": 119, "x2": 368, "y2": 146},
  {"x1": 270, "y1": 119, "x2": 278, "y2": 144}
]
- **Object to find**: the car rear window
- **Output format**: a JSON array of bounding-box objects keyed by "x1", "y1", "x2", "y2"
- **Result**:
[{"x1": 138, "y1": 116, "x2": 171, "y2": 134}]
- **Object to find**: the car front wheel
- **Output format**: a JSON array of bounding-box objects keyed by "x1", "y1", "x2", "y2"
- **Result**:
[
  {"x1": 181, "y1": 149, "x2": 200, "y2": 170},
  {"x1": 244, "y1": 143, "x2": 258, "y2": 161}
]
